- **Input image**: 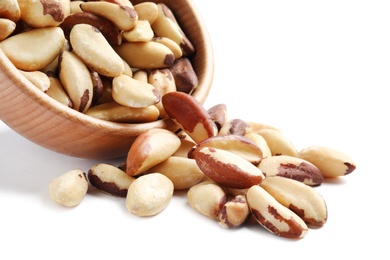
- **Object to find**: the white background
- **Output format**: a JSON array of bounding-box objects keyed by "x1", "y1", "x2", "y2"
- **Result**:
[{"x1": 1, "y1": 0, "x2": 389, "y2": 259}]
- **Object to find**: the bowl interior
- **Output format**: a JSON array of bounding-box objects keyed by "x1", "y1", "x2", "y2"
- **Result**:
[{"x1": 0, "y1": 0, "x2": 214, "y2": 159}]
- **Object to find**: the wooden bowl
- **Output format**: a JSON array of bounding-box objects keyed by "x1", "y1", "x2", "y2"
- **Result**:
[{"x1": 0, "y1": 0, "x2": 214, "y2": 159}]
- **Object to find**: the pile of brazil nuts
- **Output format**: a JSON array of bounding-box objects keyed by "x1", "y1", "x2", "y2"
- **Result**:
[
  {"x1": 1, "y1": 0, "x2": 357, "y2": 239},
  {"x1": 48, "y1": 90, "x2": 357, "y2": 239},
  {"x1": 0, "y1": 0, "x2": 198, "y2": 122}
]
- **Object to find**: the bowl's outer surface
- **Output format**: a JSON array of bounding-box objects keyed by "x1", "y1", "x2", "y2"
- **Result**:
[{"x1": 0, "y1": 0, "x2": 214, "y2": 159}]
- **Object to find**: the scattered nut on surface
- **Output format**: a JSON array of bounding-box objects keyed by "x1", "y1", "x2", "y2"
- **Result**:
[{"x1": 48, "y1": 169, "x2": 88, "y2": 207}]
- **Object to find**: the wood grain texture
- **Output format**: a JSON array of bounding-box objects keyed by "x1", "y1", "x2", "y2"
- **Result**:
[{"x1": 0, "y1": 0, "x2": 214, "y2": 159}]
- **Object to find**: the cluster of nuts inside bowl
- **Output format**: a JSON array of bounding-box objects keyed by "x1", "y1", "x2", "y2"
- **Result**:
[{"x1": 1, "y1": 0, "x2": 356, "y2": 239}]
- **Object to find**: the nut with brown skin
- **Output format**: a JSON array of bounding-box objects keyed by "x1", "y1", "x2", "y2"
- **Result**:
[
  {"x1": 70, "y1": 23, "x2": 125, "y2": 77},
  {"x1": 80, "y1": 1, "x2": 138, "y2": 31},
  {"x1": 18, "y1": 0, "x2": 70, "y2": 28},
  {"x1": 191, "y1": 147, "x2": 264, "y2": 189},
  {"x1": 88, "y1": 163, "x2": 135, "y2": 197},
  {"x1": 152, "y1": 37, "x2": 183, "y2": 59},
  {"x1": 148, "y1": 68, "x2": 176, "y2": 118},
  {"x1": 246, "y1": 185, "x2": 308, "y2": 239},
  {"x1": 258, "y1": 155, "x2": 324, "y2": 186},
  {"x1": 126, "y1": 128, "x2": 181, "y2": 176},
  {"x1": 162, "y1": 91, "x2": 215, "y2": 143},
  {"x1": 168, "y1": 57, "x2": 198, "y2": 94},
  {"x1": 298, "y1": 145, "x2": 357, "y2": 178},
  {"x1": 260, "y1": 176, "x2": 328, "y2": 227},
  {"x1": 60, "y1": 12, "x2": 122, "y2": 46},
  {"x1": 207, "y1": 103, "x2": 228, "y2": 131},
  {"x1": 48, "y1": 169, "x2": 88, "y2": 207},
  {"x1": 58, "y1": 50, "x2": 93, "y2": 113},
  {"x1": 151, "y1": 3, "x2": 195, "y2": 56},
  {"x1": 218, "y1": 194, "x2": 250, "y2": 228},
  {"x1": 218, "y1": 118, "x2": 250, "y2": 136},
  {"x1": 187, "y1": 181, "x2": 227, "y2": 220},
  {"x1": 188, "y1": 134, "x2": 263, "y2": 165}
]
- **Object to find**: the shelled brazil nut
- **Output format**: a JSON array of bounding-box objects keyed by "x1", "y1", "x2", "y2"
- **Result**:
[{"x1": 0, "y1": 0, "x2": 198, "y2": 124}]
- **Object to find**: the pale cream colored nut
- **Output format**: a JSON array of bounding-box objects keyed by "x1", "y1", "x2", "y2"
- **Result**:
[
  {"x1": 85, "y1": 102, "x2": 159, "y2": 123},
  {"x1": 115, "y1": 41, "x2": 175, "y2": 69},
  {"x1": 148, "y1": 68, "x2": 176, "y2": 118},
  {"x1": 207, "y1": 103, "x2": 228, "y2": 131},
  {"x1": 145, "y1": 156, "x2": 205, "y2": 190},
  {"x1": 152, "y1": 36, "x2": 183, "y2": 59},
  {"x1": 162, "y1": 91, "x2": 215, "y2": 143},
  {"x1": 70, "y1": 24, "x2": 124, "y2": 77},
  {"x1": 48, "y1": 169, "x2": 88, "y2": 207},
  {"x1": 58, "y1": 50, "x2": 93, "y2": 113},
  {"x1": 168, "y1": 57, "x2": 198, "y2": 94},
  {"x1": 187, "y1": 181, "x2": 227, "y2": 220},
  {"x1": 122, "y1": 20, "x2": 154, "y2": 42},
  {"x1": 134, "y1": 1, "x2": 158, "y2": 24},
  {"x1": 88, "y1": 163, "x2": 135, "y2": 197},
  {"x1": 0, "y1": 18, "x2": 16, "y2": 41},
  {"x1": 46, "y1": 76, "x2": 73, "y2": 108},
  {"x1": 258, "y1": 155, "x2": 323, "y2": 186},
  {"x1": 106, "y1": 0, "x2": 134, "y2": 9},
  {"x1": 244, "y1": 132, "x2": 272, "y2": 159},
  {"x1": 298, "y1": 145, "x2": 357, "y2": 178},
  {"x1": 219, "y1": 118, "x2": 250, "y2": 136},
  {"x1": 126, "y1": 173, "x2": 174, "y2": 217},
  {"x1": 258, "y1": 128, "x2": 298, "y2": 157},
  {"x1": 126, "y1": 128, "x2": 181, "y2": 176},
  {"x1": 246, "y1": 121, "x2": 281, "y2": 134},
  {"x1": 70, "y1": 1, "x2": 83, "y2": 13},
  {"x1": 60, "y1": 12, "x2": 122, "y2": 46},
  {"x1": 188, "y1": 134, "x2": 263, "y2": 165},
  {"x1": 80, "y1": 1, "x2": 138, "y2": 31},
  {"x1": 260, "y1": 176, "x2": 328, "y2": 227},
  {"x1": 18, "y1": 0, "x2": 70, "y2": 27},
  {"x1": 0, "y1": 27, "x2": 65, "y2": 71},
  {"x1": 0, "y1": 0, "x2": 21, "y2": 22},
  {"x1": 246, "y1": 185, "x2": 308, "y2": 239},
  {"x1": 192, "y1": 147, "x2": 265, "y2": 189},
  {"x1": 132, "y1": 69, "x2": 148, "y2": 83},
  {"x1": 151, "y1": 3, "x2": 195, "y2": 56},
  {"x1": 19, "y1": 70, "x2": 50, "y2": 92},
  {"x1": 112, "y1": 74, "x2": 161, "y2": 108},
  {"x1": 121, "y1": 59, "x2": 133, "y2": 77},
  {"x1": 40, "y1": 39, "x2": 71, "y2": 75},
  {"x1": 218, "y1": 194, "x2": 250, "y2": 228},
  {"x1": 172, "y1": 137, "x2": 197, "y2": 158}
]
